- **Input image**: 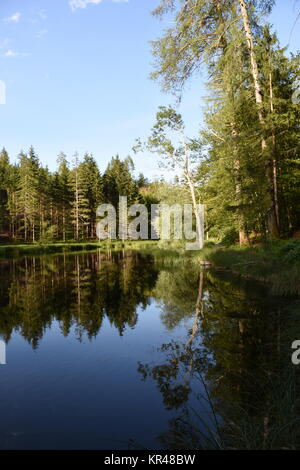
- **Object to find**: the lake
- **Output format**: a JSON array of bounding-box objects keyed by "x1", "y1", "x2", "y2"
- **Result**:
[{"x1": 0, "y1": 250, "x2": 298, "y2": 450}]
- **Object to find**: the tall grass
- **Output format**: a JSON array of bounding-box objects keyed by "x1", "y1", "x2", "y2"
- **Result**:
[
  {"x1": 159, "y1": 368, "x2": 300, "y2": 450},
  {"x1": 204, "y1": 240, "x2": 300, "y2": 295}
]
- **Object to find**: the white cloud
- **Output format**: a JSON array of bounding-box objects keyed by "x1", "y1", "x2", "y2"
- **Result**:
[
  {"x1": 69, "y1": 0, "x2": 128, "y2": 11},
  {"x1": 2, "y1": 49, "x2": 28, "y2": 58},
  {"x1": 70, "y1": 0, "x2": 103, "y2": 10},
  {"x1": 3, "y1": 50, "x2": 18, "y2": 57},
  {"x1": 4, "y1": 12, "x2": 21, "y2": 23}
]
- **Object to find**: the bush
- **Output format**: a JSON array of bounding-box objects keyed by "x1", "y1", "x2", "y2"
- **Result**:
[
  {"x1": 221, "y1": 228, "x2": 239, "y2": 246},
  {"x1": 279, "y1": 240, "x2": 300, "y2": 263}
]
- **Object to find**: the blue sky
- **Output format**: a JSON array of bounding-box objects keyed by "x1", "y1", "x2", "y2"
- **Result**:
[{"x1": 0, "y1": 0, "x2": 299, "y2": 179}]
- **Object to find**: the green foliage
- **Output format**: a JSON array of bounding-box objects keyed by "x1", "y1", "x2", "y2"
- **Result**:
[
  {"x1": 279, "y1": 240, "x2": 300, "y2": 263},
  {"x1": 103, "y1": 155, "x2": 138, "y2": 207},
  {"x1": 38, "y1": 223, "x2": 59, "y2": 244},
  {"x1": 220, "y1": 228, "x2": 239, "y2": 246},
  {"x1": 150, "y1": 1, "x2": 300, "y2": 241},
  {"x1": 0, "y1": 148, "x2": 140, "y2": 243}
]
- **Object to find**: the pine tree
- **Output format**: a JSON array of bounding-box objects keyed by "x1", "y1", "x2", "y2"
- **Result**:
[
  {"x1": 136, "y1": 173, "x2": 150, "y2": 189},
  {"x1": 0, "y1": 148, "x2": 10, "y2": 235},
  {"x1": 79, "y1": 153, "x2": 103, "y2": 238},
  {"x1": 71, "y1": 153, "x2": 90, "y2": 241},
  {"x1": 56, "y1": 153, "x2": 72, "y2": 242},
  {"x1": 103, "y1": 155, "x2": 138, "y2": 207},
  {"x1": 7, "y1": 163, "x2": 19, "y2": 239},
  {"x1": 16, "y1": 150, "x2": 40, "y2": 242}
]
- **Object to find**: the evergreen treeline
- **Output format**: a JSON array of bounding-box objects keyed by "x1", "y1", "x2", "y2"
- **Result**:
[{"x1": 0, "y1": 149, "x2": 142, "y2": 242}]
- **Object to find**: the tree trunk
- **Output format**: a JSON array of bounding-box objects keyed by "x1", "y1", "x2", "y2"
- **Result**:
[
  {"x1": 231, "y1": 124, "x2": 248, "y2": 245},
  {"x1": 269, "y1": 69, "x2": 280, "y2": 229},
  {"x1": 75, "y1": 170, "x2": 79, "y2": 241},
  {"x1": 63, "y1": 204, "x2": 66, "y2": 242},
  {"x1": 239, "y1": 0, "x2": 279, "y2": 238},
  {"x1": 187, "y1": 271, "x2": 204, "y2": 349},
  {"x1": 185, "y1": 166, "x2": 204, "y2": 249}
]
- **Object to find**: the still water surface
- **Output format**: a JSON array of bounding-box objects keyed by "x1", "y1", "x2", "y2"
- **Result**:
[{"x1": 0, "y1": 250, "x2": 297, "y2": 449}]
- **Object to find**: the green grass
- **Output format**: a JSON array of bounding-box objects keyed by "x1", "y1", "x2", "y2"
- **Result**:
[
  {"x1": 1, "y1": 237, "x2": 300, "y2": 295},
  {"x1": 162, "y1": 367, "x2": 300, "y2": 450},
  {"x1": 204, "y1": 240, "x2": 300, "y2": 295},
  {"x1": 143, "y1": 238, "x2": 300, "y2": 295}
]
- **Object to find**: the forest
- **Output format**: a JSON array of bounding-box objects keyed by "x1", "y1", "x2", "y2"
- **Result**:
[
  {"x1": 0, "y1": 0, "x2": 299, "y2": 247},
  {"x1": 0, "y1": 0, "x2": 300, "y2": 452},
  {"x1": 0, "y1": 150, "x2": 144, "y2": 242}
]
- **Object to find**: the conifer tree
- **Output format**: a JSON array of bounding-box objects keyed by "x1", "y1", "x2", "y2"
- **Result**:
[
  {"x1": 56, "y1": 153, "x2": 72, "y2": 242},
  {"x1": 103, "y1": 155, "x2": 138, "y2": 207},
  {"x1": 16, "y1": 150, "x2": 40, "y2": 242},
  {"x1": 79, "y1": 153, "x2": 103, "y2": 238},
  {"x1": 0, "y1": 148, "x2": 10, "y2": 234},
  {"x1": 71, "y1": 153, "x2": 90, "y2": 241}
]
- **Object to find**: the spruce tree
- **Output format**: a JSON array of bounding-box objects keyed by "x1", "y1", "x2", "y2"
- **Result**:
[
  {"x1": 0, "y1": 148, "x2": 10, "y2": 235},
  {"x1": 79, "y1": 153, "x2": 103, "y2": 238},
  {"x1": 71, "y1": 153, "x2": 90, "y2": 241},
  {"x1": 56, "y1": 153, "x2": 72, "y2": 242},
  {"x1": 16, "y1": 150, "x2": 40, "y2": 242}
]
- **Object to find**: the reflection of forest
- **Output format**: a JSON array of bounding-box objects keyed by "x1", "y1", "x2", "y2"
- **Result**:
[
  {"x1": 140, "y1": 263, "x2": 300, "y2": 449},
  {"x1": 1, "y1": 252, "x2": 299, "y2": 448},
  {"x1": 0, "y1": 251, "x2": 158, "y2": 347}
]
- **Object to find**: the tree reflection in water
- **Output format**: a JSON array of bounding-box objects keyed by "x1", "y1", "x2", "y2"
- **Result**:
[
  {"x1": 0, "y1": 251, "x2": 299, "y2": 449},
  {"x1": 0, "y1": 251, "x2": 158, "y2": 347},
  {"x1": 138, "y1": 262, "x2": 300, "y2": 450}
]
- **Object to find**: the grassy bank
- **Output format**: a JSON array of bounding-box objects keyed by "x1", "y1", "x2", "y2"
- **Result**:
[
  {"x1": 139, "y1": 239, "x2": 300, "y2": 292},
  {"x1": 204, "y1": 240, "x2": 300, "y2": 296},
  {"x1": 1, "y1": 238, "x2": 300, "y2": 294}
]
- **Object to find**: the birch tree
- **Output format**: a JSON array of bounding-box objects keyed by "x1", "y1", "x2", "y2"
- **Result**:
[{"x1": 135, "y1": 106, "x2": 204, "y2": 247}]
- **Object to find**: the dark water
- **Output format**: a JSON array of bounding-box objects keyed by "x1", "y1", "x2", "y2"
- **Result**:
[{"x1": 0, "y1": 250, "x2": 299, "y2": 450}]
